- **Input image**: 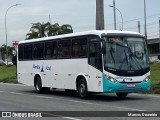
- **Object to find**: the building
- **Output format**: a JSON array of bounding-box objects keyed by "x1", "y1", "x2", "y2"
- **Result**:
[
  {"x1": 148, "y1": 38, "x2": 160, "y2": 56},
  {"x1": 147, "y1": 38, "x2": 160, "y2": 62}
]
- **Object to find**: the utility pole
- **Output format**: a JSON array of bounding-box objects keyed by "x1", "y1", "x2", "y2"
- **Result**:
[
  {"x1": 144, "y1": 0, "x2": 147, "y2": 41},
  {"x1": 113, "y1": 0, "x2": 116, "y2": 30},
  {"x1": 137, "y1": 21, "x2": 141, "y2": 33},
  {"x1": 159, "y1": 17, "x2": 160, "y2": 40},
  {"x1": 96, "y1": 0, "x2": 104, "y2": 30}
]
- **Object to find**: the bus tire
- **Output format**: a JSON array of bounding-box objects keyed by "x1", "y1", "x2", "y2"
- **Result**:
[
  {"x1": 77, "y1": 79, "x2": 88, "y2": 99},
  {"x1": 34, "y1": 76, "x2": 50, "y2": 94},
  {"x1": 116, "y1": 93, "x2": 128, "y2": 98}
]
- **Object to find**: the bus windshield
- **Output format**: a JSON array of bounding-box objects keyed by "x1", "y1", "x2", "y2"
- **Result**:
[{"x1": 103, "y1": 36, "x2": 149, "y2": 71}]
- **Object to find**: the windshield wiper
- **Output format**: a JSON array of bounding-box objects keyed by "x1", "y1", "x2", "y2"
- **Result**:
[
  {"x1": 132, "y1": 56, "x2": 143, "y2": 69},
  {"x1": 119, "y1": 50, "x2": 129, "y2": 70},
  {"x1": 110, "y1": 47, "x2": 115, "y2": 65},
  {"x1": 128, "y1": 47, "x2": 143, "y2": 70}
]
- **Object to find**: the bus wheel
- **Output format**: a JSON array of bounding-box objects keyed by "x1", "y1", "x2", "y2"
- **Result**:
[
  {"x1": 116, "y1": 93, "x2": 128, "y2": 98},
  {"x1": 35, "y1": 77, "x2": 43, "y2": 94},
  {"x1": 77, "y1": 79, "x2": 88, "y2": 99},
  {"x1": 35, "y1": 76, "x2": 50, "y2": 94}
]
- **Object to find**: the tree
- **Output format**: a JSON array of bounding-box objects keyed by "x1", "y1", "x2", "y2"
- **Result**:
[
  {"x1": 26, "y1": 22, "x2": 51, "y2": 39},
  {"x1": 26, "y1": 22, "x2": 73, "y2": 40},
  {"x1": 0, "y1": 45, "x2": 14, "y2": 61},
  {"x1": 46, "y1": 23, "x2": 60, "y2": 36},
  {"x1": 26, "y1": 30, "x2": 39, "y2": 40},
  {"x1": 59, "y1": 24, "x2": 73, "y2": 35},
  {"x1": 0, "y1": 44, "x2": 6, "y2": 61},
  {"x1": 7, "y1": 46, "x2": 15, "y2": 57}
]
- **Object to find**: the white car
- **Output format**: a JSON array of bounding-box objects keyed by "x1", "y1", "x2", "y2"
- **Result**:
[
  {"x1": 0, "y1": 60, "x2": 6, "y2": 66},
  {"x1": 5, "y1": 59, "x2": 13, "y2": 65},
  {"x1": 149, "y1": 56, "x2": 160, "y2": 63}
]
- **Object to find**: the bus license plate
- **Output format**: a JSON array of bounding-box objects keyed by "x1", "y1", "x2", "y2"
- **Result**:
[{"x1": 127, "y1": 84, "x2": 135, "y2": 87}]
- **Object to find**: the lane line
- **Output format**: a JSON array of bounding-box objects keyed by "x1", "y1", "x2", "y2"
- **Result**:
[
  {"x1": 63, "y1": 117, "x2": 82, "y2": 120},
  {"x1": 0, "y1": 91, "x2": 5, "y2": 93},
  {"x1": 116, "y1": 107, "x2": 146, "y2": 111},
  {"x1": 131, "y1": 93, "x2": 160, "y2": 98},
  {"x1": 0, "y1": 83, "x2": 27, "y2": 86},
  {"x1": 41, "y1": 112, "x2": 82, "y2": 120},
  {"x1": 10, "y1": 92, "x2": 25, "y2": 95},
  {"x1": 0, "y1": 90, "x2": 146, "y2": 112}
]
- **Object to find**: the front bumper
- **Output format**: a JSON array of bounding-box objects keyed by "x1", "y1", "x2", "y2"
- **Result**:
[{"x1": 102, "y1": 74, "x2": 150, "y2": 93}]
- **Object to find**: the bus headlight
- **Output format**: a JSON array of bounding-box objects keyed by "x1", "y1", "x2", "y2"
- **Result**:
[
  {"x1": 108, "y1": 76, "x2": 117, "y2": 83},
  {"x1": 143, "y1": 75, "x2": 150, "y2": 82}
]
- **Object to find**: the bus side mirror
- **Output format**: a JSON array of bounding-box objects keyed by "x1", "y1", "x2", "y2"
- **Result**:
[{"x1": 101, "y1": 39, "x2": 106, "y2": 54}]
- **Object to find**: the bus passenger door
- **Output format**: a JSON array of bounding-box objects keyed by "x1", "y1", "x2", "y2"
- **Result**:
[{"x1": 88, "y1": 41, "x2": 102, "y2": 92}]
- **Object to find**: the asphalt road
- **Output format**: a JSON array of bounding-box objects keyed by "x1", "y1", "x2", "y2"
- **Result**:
[{"x1": 0, "y1": 83, "x2": 160, "y2": 120}]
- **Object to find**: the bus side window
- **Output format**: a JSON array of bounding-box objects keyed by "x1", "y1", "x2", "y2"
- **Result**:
[
  {"x1": 45, "y1": 41, "x2": 57, "y2": 59},
  {"x1": 72, "y1": 38, "x2": 87, "y2": 58},
  {"x1": 33, "y1": 43, "x2": 44, "y2": 59},
  {"x1": 57, "y1": 40, "x2": 71, "y2": 58},
  {"x1": 81, "y1": 38, "x2": 87, "y2": 57},
  {"x1": 24, "y1": 44, "x2": 33, "y2": 60}
]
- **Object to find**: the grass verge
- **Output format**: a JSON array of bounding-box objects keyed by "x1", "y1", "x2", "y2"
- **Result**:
[
  {"x1": 0, "y1": 65, "x2": 17, "y2": 83},
  {"x1": 150, "y1": 63, "x2": 160, "y2": 94}
]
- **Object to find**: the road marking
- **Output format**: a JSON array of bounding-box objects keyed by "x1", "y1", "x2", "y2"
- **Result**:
[
  {"x1": 63, "y1": 117, "x2": 82, "y2": 120},
  {"x1": 41, "y1": 112, "x2": 82, "y2": 120},
  {"x1": 34, "y1": 95, "x2": 54, "y2": 99},
  {"x1": 0, "y1": 90, "x2": 146, "y2": 112},
  {"x1": 116, "y1": 107, "x2": 146, "y2": 111},
  {"x1": 10, "y1": 92, "x2": 24, "y2": 95},
  {"x1": 132, "y1": 93, "x2": 160, "y2": 98},
  {"x1": 0, "y1": 83, "x2": 27, "y2": 86},
  {"x1": 0, "y1": 91, "x2": 5, "y2": 93},
  {"x1": 68, "y1": 99, "x2": 95, "y2": 105}
]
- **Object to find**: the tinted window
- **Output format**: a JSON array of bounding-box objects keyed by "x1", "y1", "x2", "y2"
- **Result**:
[
  {"x1": 45, "y1": 41, "x2": 57, "y2": 59},
  {"x1": 18, "y1": 45, "x2": 23, "y2": 60},
  {"x1": 57, "y1": 40, "x2": 71, "y2": 58},
  {"x1": 24, "y1": 44, "x2": 33, "y2": 60},
  {"x1": 33, "y1": 43, "x2": 44, "y2": 59},
  {"x1": 72, "y1": 38, "x2": 87, "y2": 58}
]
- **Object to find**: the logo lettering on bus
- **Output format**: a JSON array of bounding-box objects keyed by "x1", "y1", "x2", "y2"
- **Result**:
[
  {"x1": 46, "y1": 66, "x2": 51, "y2": 71},
  {"x1": 33, "y1": 64, "x2": 40, "y2": 70}
]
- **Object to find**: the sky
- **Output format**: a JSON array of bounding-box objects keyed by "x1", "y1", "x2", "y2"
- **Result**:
[{"x1": 0, "y1": 0, "x2": 160, "y2": 46}]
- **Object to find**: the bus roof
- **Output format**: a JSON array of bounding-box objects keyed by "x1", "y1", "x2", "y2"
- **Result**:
[{"x1": 19, "y1": 30, "x2": 143, "y2": 44}]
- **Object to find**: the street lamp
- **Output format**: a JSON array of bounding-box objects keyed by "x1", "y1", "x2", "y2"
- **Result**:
[
  {"x1": 109, "y1": 5, "x2": 123, "y2": 30},
  {"x1": 5, "y1": 4, "x2": 21, "y2": 65}
]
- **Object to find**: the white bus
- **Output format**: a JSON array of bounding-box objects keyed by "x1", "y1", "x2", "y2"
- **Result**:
[{"x1": 17, "y1": 30, "x2": 150, "y2": 98}]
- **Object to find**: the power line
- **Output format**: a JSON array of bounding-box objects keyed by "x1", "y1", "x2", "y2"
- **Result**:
[{"x1": 106, "y1": 13, "x2": 160, "y2": 26}]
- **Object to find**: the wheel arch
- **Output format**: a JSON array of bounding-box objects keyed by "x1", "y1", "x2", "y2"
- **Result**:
[
  {"x1": 76, "y1": 74, "x2": 88, "y2": 91},
  {"x1": 34, "y1": 73, "x2": 43, "y2": 87}
]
